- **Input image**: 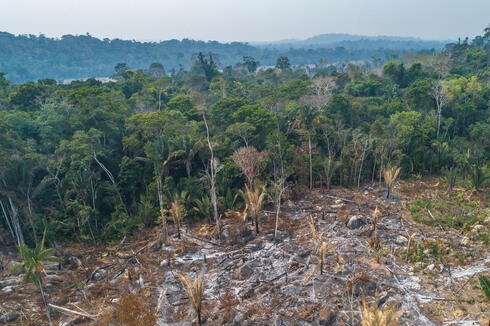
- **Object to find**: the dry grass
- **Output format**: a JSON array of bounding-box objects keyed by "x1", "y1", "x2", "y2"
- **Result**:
[
  {"x1": 178, "y1": 273, "x2": 205, "y2": 325},
  {"x1": 383, "y1": 166, "x2": 401, "y2": 199},
  {"x1": 319, "y1": 241, "x2": 328, "y2": 275},
  {"x1": 96, "y1": 293, "x2": 157, "y2": 326},
  {"x1": 369, "y1": 206, "x2": 380, "y2": 250},
  {"x1": 239, "y1": 184, "x2": 267, "y2": 233},
  {"x1": 361, "y1": 299, "x2": 401, "y2": 326}
]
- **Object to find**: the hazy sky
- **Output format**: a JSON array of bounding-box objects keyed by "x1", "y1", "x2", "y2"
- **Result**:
[{"x1": 0, "y1": 0, "x2": 488, "y2": 42}]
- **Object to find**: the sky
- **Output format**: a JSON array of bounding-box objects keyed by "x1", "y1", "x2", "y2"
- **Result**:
[{"x1": 0, "y1": 0, "x2": 488, "y2": 42}]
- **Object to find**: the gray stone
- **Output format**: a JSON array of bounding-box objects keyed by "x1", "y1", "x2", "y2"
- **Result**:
[
  {"x1": 0, "y1": 312, "x2": 19, "y2": 323},
  {"x1": 347, "y1": 215, "x2": 366, "y2": 229},
  {"x1": 395, "y1": 235, "x2": 407, "y2": 245},
  {"x1": 0, "y1": 278, "x2": 20, "y2": 289},
  {"x1": 92, "y1": 269, "x2": 108, "y2": 281},
  {"x1": 232, "y1": 264, "x2": 254, "y2": 280},
  {"x1": 149, "y1": 242, "x2": 161, "y2": 252}
]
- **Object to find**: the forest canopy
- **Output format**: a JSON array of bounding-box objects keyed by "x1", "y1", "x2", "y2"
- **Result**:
[
  {"x1": 0, "y1": 26, "x2": 488, "y2": 246},
  {"x1": 0, "y1": 32, "x2": 446, "y2": 83}
]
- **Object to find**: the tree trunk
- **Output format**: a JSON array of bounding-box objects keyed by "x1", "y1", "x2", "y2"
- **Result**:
[
  {"x1": 156, "y1": 176, "x2": 168, "y2": 242},
  {"x1": 255, "y1": 216, "x2": 259, "y2": 234},
  {"x1": 308, "y1": 135, "x2": 313, "y2": 190},
  {"x1": 197, "y1": 308, "x2": 202, "y2": 326},
  {"x1": 39, "y1": 281, "x2": 53, "y2": 326},
  {"x1": 203, "y1": 113, "x2": 220, "y2": 240}
]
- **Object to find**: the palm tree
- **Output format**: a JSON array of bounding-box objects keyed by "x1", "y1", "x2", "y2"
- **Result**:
[
  {"x1": 193, "y1": 195, "x2": 212, "y2": 223},
  {"x1": 12, "y1": 231, "x2": 61, "y2": 326},
  {"x1": 172, "y1": 135, "x2": 201, "y2": 178},
  {"x1": 178, "y1": 273, "x2": 205, "y2": 326},
  {"x1": 239, "y1": 184, "x2": 267, "y2": 234},
  {"x1": 169, "y1": 190, "x2": 188, "y2": 239},
  {"x1": 383, "y1": 166, "x2": 401, "y2": 199}
]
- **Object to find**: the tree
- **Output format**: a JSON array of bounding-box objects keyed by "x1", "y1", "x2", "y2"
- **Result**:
[
  {"x1": 383, "y1": 166, "x2": 401, "y2": 199},
  {"x1": 178, "y1": 273, "x2": 205, "y2": 326},
  {"x1": 12, "y1": 232, "x2": 61, "y2": 326},
  {"x1": 294, "y1": 105, "x2": 320, "y2": 189},
  {"x1": 148, "y1": 62, "x2": 165, "y2": 78},
  {"x1": 243, "y1": 56, "x2": 260, "y2": 73},
  {"x1": 169, "y1": 191, "x2": 188, "y2": 239},
  {"x1": 193, "y1": 52, "x2": 219, "y2": 82},
  {"x1": 232, "y1": 146, "x2": 267, "y2": 191},
  {"x1": 226, "y1": 122, "x2": 256, "y2": 147},
  {"x1": 203, "y1": 112, "x2": 221, "y2": 239},
  {"x1": 430, "y1": 80, "x2": 449, "y2": 138},
  {"x1": 276, "y1": 56, "x2": 291, "y2": 70},
  {"x1": 239, "y1": 184, "x2": 267, "y2": 234}
]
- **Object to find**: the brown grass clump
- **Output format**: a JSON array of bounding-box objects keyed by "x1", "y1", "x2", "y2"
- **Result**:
[
  {"x1": 369, "y1": 206, "x2": 381, "y2": 250},
  {"x1": 361, "y1": 299, "x2": 401, "y2": 326},
  {"x1": 319, "y1": 241, "x2": 328, "y2": 275},
  {"x1": 178, "y1": 273, "x2": 205, "y2": 326},
  {"x1": 239, "y1": 184, "x2": 267, "y2": 234},
  {"x1": 219, "y1": 288, "x2": 239, "y2": 324},
  {"x1": 96, "y1": 293, "x2": 157, "y2": 326},
  {"x1": 383, "y1": 166, "x2": 401, "y2": 199}
]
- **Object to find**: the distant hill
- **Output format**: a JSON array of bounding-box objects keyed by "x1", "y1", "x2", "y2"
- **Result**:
[
  {"x1": 0, "y1": 32, "x2": 445, "y2": 83},
  {"x1": 253, "y1": 33, "x2": 449, "y2": 50}
]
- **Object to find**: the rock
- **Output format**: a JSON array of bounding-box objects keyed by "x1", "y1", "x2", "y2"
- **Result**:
[
  {"x1": 353, "y1": 279, "x2": 377, "y2": 297},
  {"x1": 232, "y1": 264, "x2": 254, "y2": 280},
  {"x1": 116, "y1": 252, "x2": 133, "y2": 259},
  {"x1": 319, "y1": 309, "x2": 337, "y2": 326},
  {"x1": 60, "y1": 317, "x2": 86, "y2": 326},
  {"x1": 237, "y1": 227, "x2": 255, "y2": 244},
  {"x1": 149, "y1": 242, "x2": 161, "y2": 252},
  {"x1": 44, "y1": 261, "x2": 60, "y2": 271},
  {"x1": 92, "y1": 269, "x2": 108, "y2": 281},
  {"x1": 0, "y1": 312, "x2": 19, "y2": 323},
  {"x1": 395, "y1": 235, "x2": 407, "y2": 245},
  {"x1": 0, "y1": 278, "x2": 20, "y2": 289},
  {"x1": 66, "y1": 256, "x2": 82, "y2": 268},
  {"x1": 471, "y1": 224, "x2": 484, "y2": 233},
  {"x1": 484, "y1": 215, "x2": 490, "y2": 225},
  {"x1": 461, "y1": 236, "x2": 470, "y2": 245},
  {"x1": 347, "y1": 215, "x2": 366, "y2": 229},
  {"x1": 427, "y1": 264, "x2": 436, "y2": 271},
  {"x1": 1, "y1": 286, "x2": 14, "y2": 294}
]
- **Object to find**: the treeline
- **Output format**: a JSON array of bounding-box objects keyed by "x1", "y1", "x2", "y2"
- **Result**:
[
  {"x1": 0, "y1": 31, "x2": 441, "y2": 83},
  {"x1": 0, "y1": 27, "x2": 488, "y2": 245}
]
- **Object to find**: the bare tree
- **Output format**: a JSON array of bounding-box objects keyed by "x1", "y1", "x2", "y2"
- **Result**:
[
  {"x1": 232, "y1": 146, "x2": 267, "y2": 191},
  {"x1": 300, "y1": 77, "x2": 336, "y2": 109},
  {"x1": 203, "y1": 112, "x2": 221, "y2": 240},
  {"x1": 430, "y1": 80, "x2": 449, "y2": 138}
]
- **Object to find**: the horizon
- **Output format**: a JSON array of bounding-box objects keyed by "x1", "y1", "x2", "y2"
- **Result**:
[
  {"x1": 0, "y1": 30, "x2": 455, "y2": 44},
  {"x1": 0, "y1": 0, "x2": 488, "y2": 43}
]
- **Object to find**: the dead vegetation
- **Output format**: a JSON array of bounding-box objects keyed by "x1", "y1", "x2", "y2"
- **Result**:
[{"x1": 0, "y1": 178, "x2": 489, "y2": 325}]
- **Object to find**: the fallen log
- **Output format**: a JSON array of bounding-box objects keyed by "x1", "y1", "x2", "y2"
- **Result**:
[{"x1": 48, "y1": 304, "x2": 97, "y2": 320}]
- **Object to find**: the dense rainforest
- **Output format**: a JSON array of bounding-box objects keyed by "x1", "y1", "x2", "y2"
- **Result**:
[
  {"x1": 0, "y1": 26, "x2": 488, "y2": 248},
  {"x1": 0, "y1": 31, "x2": 446, "y2": 83}
]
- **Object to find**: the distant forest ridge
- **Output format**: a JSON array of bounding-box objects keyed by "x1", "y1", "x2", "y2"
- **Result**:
[
  {"x1": 0, "y1": 31, "x2": 447, "y2": 83},
  {"x1": 253, "y1": 33, "x2": 450, "y2": 49}
]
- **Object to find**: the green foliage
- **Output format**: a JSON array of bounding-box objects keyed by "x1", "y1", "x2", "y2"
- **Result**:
[
  {"x1": 469, "y1": 165, "x2": 489, "y2": 190},
  {"x1": 478, "y1": 275, "x2": 490, "y2": 301},
  {"x1": 12, "y1": 231, "x2": 61, "y2": 285},
  {"x1": 0, "y1": 26, "x2": 488, "y2": 245}
]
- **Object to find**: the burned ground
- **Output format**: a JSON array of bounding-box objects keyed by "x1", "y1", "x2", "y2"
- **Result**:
[{"x1": 0, "y1": 179, "x2": 489, "y2": 325}]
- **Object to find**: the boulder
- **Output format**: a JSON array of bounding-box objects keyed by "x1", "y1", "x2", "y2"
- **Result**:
[
  {"x1": 395, "y1": 235, "x2": 407, "y2": 245},
  {"x1": 0, "y1": 278, "x2": 20, "y2": 288},
  {"x1": 0, "y1": 312, "x2": 19, "y2": 323},
  {"x1": 232, "y1": 264, "x2": 254, "y2": 281},
  {"x1": 92, "y1": 269, "x2": 108, "y2": 281},
  {"x1": 347, "y1": 215, "x2": 366, "y2": 229}
]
